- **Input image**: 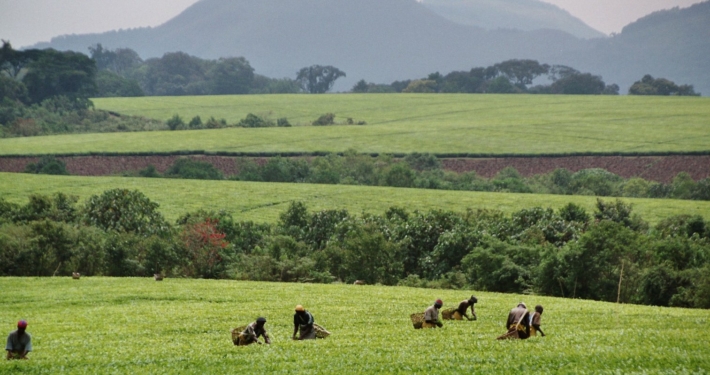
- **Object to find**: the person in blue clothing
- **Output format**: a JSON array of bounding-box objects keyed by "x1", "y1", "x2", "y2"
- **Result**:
[{"x1": 6, "y1": 320, "x2": 32, "y2": 360}]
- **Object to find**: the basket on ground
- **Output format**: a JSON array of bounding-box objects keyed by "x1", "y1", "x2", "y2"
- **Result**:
[{"x1": 314, "y1": 323, "x2": 331, "y2": 338}]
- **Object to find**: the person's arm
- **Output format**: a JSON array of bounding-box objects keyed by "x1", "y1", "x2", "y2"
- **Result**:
[
  {"x1": 6, "y1": 350, "x2": 12, "y2": 360},
  {"x1": 293, "y1": 316, "x2": 299, "y2": 339},
  {"x1": 533, "y1": 324, "x2": 545, "y2": 336},
  {"x1": 470, "y1": 304, "x2": 477, "y2": 320},
  {"x1": 263, "y1": 332, "x2": 271, "y2": 345}
]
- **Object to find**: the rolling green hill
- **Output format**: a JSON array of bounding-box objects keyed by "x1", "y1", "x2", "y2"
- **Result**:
[
  {"x1": 2, "y1": 173, "x2": 708, "y2": 225},
  {"x1": 1, "y1": 278, "x2": 708, "y2": 373},
  {"x1": 1, "y1": 94, "x2": 709, "y2": 156}
]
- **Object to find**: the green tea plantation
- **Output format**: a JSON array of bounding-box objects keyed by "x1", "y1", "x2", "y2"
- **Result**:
[{"x1": 1, "y1": 278, "x2": 708, "y2": 374}]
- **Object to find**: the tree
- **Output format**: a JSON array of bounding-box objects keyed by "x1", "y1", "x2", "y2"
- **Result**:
[
  {"x1": 83, "y1": 189, "x2": 169, "y2": 236},
  {"x1": 352, "y1": 79, "x2": 369, "y2": 93},
  {"x1": 402, "y1": 80, "x2": 437, "y2": 93},
  {"x1": 95, "y1": 70, "x2": 144, "y2": 97},
  {"x1": 550, "y1": 73, "x2": 606, "y2": 95},
  {"x1": 296, "y1": 65, "x2": 346, "y2": 94},
  {"x1": 0, "y1": 40, "x2": 41, "y2": 79},
  {"x1": 494, "y1": 59, "x2": 550, "y2": 89},
  {"x1": 206, "y1": 57, "x2": 254, "y2": 95},
  {"x1": 22, "y1": 49, "x2": 97, "y2": 104},
  {"x1": 629, "y1": 75, "x2": 699, "y2": 96}
]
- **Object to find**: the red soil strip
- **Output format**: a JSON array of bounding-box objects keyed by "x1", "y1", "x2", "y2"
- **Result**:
[{"x1": 0, "y1": 155, "x2": 708, "y2": 183}]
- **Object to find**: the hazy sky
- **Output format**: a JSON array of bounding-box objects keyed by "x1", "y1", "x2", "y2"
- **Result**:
[{"x1": 0, "y1": 0, "x2": 704, "y2": 48}]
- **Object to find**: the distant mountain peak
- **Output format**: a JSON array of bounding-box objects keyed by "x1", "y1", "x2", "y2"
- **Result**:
[{"x1": 419, "y1": 0, "x2": 605, "y2": 39}]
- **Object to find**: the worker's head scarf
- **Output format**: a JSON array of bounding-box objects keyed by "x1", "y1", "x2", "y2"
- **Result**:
[
  {"x1": 295, "y1": 305, "x2": 305, "y2": 312},
  {"x1": 17, "y1": 320, "x2": 27, "y2": 329},
  {"x1": 435, "y1": 299, "x2": 443, "y2": 306},
  {"x1": 518, "y1": 302, "x2": 527, "y2": 309},
  {"x1": 256, "y1": 317, "x2": 267, "y2": 323}
]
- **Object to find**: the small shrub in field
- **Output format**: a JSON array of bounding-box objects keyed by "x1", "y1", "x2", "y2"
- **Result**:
[
  {"x1": 165, "y1": 158, "x2": 223, "y2": 180},
  {"x1": 312, "y1": 113, "x2": 335, "y2": 126},
  {"x1": 205, "y1": 116, "x2": 227, "y2": 129},
  {"x1": 277, "y1": 117, "x2": 291, "y2": 127},
  {"x1": 237, "y1": 113, "x2": 273, "y2": 128},
  {"x1": 138, "y1": 165, "x2": 161, "y2": 178},
  {"x1": 166, "y1": 114, "x2": 185, "y2": 130},
  {"x1": 25, "y1": 156, "x2": 69, "y2": 175},
  {"x1": 188, "y1": 115, "x2": 203, "y2": 129}
]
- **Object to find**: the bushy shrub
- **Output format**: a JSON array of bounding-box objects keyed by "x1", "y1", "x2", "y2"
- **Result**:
[
  {"x1": 166, "y1": 114, "x2": 185, "y2": 130},
  {"x1": 237, "y1": 113, "x2": 273, "y2": 128},
  {"x1": 24, "y1": 156, "x2": 69, "y2": 175},
  {"x1": 312, "y1": 113, "x2": 335, "y2": 126},
  {"x1": 164, "y1": 158, "x2": 223, "y2": 180}
]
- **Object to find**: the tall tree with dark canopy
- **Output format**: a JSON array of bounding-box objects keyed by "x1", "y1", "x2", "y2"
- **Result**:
[
  {"x1": 22, "y1": 49, "x2": 97, "y2": 104},
  {"x1": 494, "y1": 59, "x2": 549, "y2": 89},
  {"x1": 296, "y1": 65, "x2": 346, "y2": 94}
]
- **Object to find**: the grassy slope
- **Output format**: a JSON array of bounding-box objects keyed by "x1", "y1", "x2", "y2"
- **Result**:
[
  {"x1": 2, "y1": 173, "x2": 709, "y2": 225},
  {"x1": 1, "y1": 94, "x2": 709, "y2": 155},
  {"x1": 0, "y1": 278, "x2": 708, "y2": 374}
]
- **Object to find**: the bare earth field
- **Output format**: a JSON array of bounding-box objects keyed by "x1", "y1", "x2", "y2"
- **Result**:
[{"x1": 0, "y1": 154, "x2": 709, "y2": 183}]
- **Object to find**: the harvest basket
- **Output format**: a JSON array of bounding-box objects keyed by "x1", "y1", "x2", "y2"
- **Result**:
[
  {"x1": 231, "y1": 325, "x2": 247, "y2": 345},
  {"x1": 314, "y1": 323, "x2": 331, "y2": 339},
  {"x1": 441, "y1": 308, "x2": 457, "y2": 320},
  {"x1": 410, "y1": 312, "x2": 425, "y2": 329}
]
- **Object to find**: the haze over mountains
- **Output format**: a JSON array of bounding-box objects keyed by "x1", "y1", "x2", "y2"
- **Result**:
[
  {"x1": 418, "y1": 0, "x2": 605, "y2": 39},
  {"x1": 33, "y1": 0, "x2": 709, "y2": 94}
]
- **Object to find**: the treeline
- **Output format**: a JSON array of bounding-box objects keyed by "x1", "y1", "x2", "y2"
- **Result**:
[
  {"x1": 352, "y1": 60, "x2": 621, "y2": 95},
  {"x1": 112, "y1": 153, "x2": 710, "y2": 201},
  {"x1": 0, "y1": 42, "x2": 164, "y2": 137},
  {"x1": 353, "y1": 61, "x2": 700, "y2": 96},
  {"x1": 1, "y1": 190, "x2": 708, "y2": 309},
  {"x1": 88, "y1": 44, "x2": 300, "y2": 97}
]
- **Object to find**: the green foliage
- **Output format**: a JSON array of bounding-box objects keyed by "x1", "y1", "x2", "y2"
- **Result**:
[
  {"x1": 22, "y1": 49, "x2": 98, "y2": 104},
  {"x1": 312, "y1": 113, "x2": 335, "y2": 126},
  {"x1": 24, "y1": 156, "x2": 69, "y2": 175},
  {"x1": 402, "y1": 80, "x2": 437, "y2": 93},
  {"x1": 188, "y1": 115, "x2": 203, "y2": 129},
  {"x1": 1, "y1": 277, "x2": 709, "y2": 373},
  {"x1": 166, "y1": 114, "x2": 185, "y2": 130},
  {"x1": 629, "y1": 74, "x2": 699, "y2": 96},
  {"x1": 83, "y1": 188, "x2": 169, "y2": 236},
  {"x1": 5, "y1": 94, "x2": 708, "y2": 154},
  {"x1": 296, "y1": 65, "x2": 346, "y2": 94},
  {"x1": 277, "y1": 117, "x2": 291, "y2": 127},
  {"x1": 95, "y1": 70, "x2": 144, "y2": 97},
  {"x1": 237, "y1": 113, "x2": 274, "y2": 128},
  {"x1": 164, "y1": 158, "x2": 223, "y2": 180}
]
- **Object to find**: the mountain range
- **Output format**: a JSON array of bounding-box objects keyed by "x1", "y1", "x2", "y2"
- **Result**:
[{"x1": 31, "y1": 0, "x2": 710, "y2": 94}]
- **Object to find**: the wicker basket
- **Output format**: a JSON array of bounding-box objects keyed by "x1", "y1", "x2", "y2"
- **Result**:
[
  {"x1": 231, "y1": 325, "x2": 247, "y2": 345},
  {"x1": 441, "y1": 308, "x2": 457, "y2": 320},
  {"x1": 313, "y1": 323, "x2": 331, "y2": 339},
  {"x1": 410, "y1": 312, "x2": 425, "y2": 329}
]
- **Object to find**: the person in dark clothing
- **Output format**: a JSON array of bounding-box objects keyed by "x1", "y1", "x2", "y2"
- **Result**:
[
  {"x1": 453, "y1": 295, "x2": 478, "y2": 321},
  {"x1": 237, "y1": 317, "x2": 271, "y2": 346},
  {"x1": 6, "y1": 320, "x2": 32, "y2": 360},
  {"x1": 504, "y1": 302, "x2": 530, "y2": 339},
  {"x1": 292, "y1": 305, "x2": 316, "y2": 340},
  {"x1": 529, "y1": 305, "x2": 545, "y2": 337}
]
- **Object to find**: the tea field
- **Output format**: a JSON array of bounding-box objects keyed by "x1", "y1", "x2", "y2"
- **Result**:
[
  {"x1": 0, "y1": 277, "x2": 708, "y2": 374},
  {"x1": 1, "y1": 94, "x2": 709, "y2": 156},
  {"x1": 2, "y1": 173, "x2": 710, "y2": 225}
]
